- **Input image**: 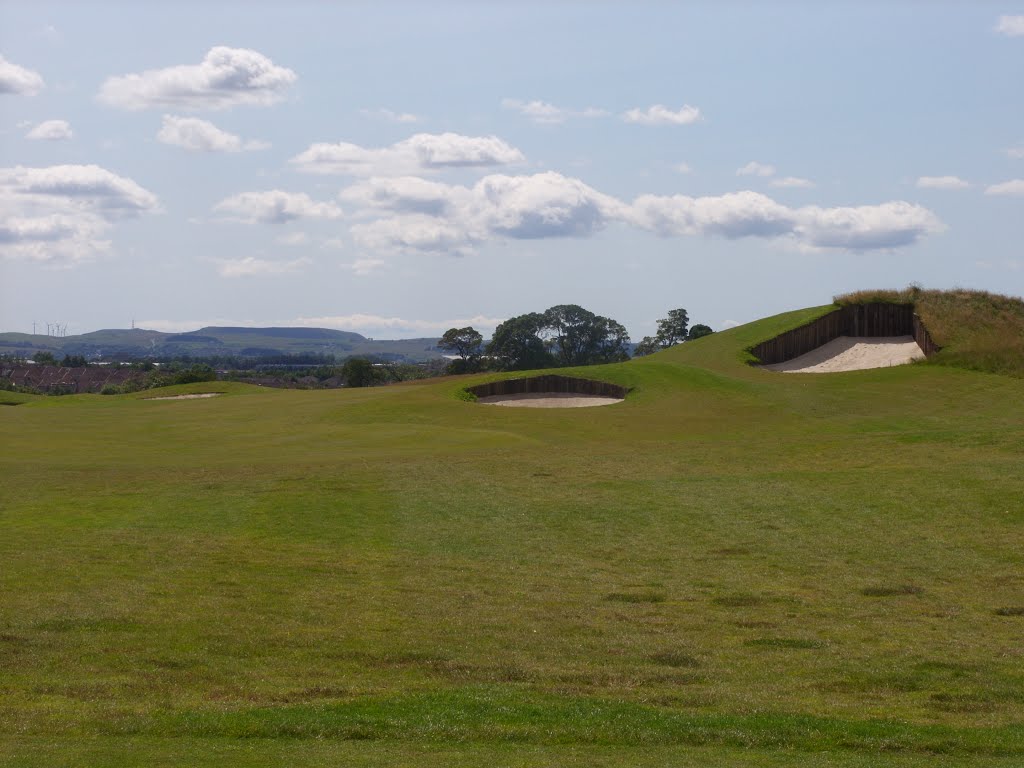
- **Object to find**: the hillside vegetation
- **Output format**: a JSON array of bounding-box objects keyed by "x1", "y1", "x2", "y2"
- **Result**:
[
  {"x1": 835, "y1": 287, "x2": 1024, "y2": 377},
  {"x1": 1, "y1": 305, "x2": 1024, "y2": 766},
  {"x1": 0, "y1": 326, "x2": 443, "y2": 363}
]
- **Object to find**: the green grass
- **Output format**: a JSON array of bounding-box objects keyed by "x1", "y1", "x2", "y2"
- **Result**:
[{"x1": 2, "y1": 305, "x2": 1024, "y2": 766}]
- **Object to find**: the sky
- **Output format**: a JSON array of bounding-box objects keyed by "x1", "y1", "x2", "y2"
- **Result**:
[{"x1": 1, "y1": 1, "x2": 1022, "y2": 340}]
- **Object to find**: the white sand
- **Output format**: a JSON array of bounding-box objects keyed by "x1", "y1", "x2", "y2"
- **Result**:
[
  {"x1": 478, "y1": 392, "x2": 623, "y2": 408},
  {"x1": 144, "y1": 393, "x2": 222, "y2": 400},
  {"x1": 762, "y1": 336, "x2": 925, "y2": 373}
]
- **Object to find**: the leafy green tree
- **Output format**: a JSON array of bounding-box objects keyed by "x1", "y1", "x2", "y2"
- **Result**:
[
  {"x1": 487, "y1": 305, "x2": 630, "y2": 370},
  {"x1": 655, "y1": 308, "x2": 689, "y2": 347},
  {"x1": 634, "y1": 309, "x2": 709, "y2": 356},
  {"x1": 341, "y1": 357, "x2": 377, "y2": 387},
  {"x1": 540, "y1": 305, "x2": 629, "y2": 366},
  {"x1": 439, "y1": 327, "x2": 483, "y2": 360},
  {"x1": 589, "y1": 315, "x2": 631, "y2": 364},
  {"x1": 32, "y1": 351, "x2": 57, "y2": 366},
  {"x1": 173, "y1": 364, "x2": 217, "y2": 384},
  {"x1": 61, "y1": 354, "x2": 88, "y2": 368},
  {"x1": 542, "y1": 304, "x2": 601, "y2": 366},
  {"x1": 634, "y1": 336, "x2": 661, "y2": 357},
  {"x1": 439, "y1": 327, "x2": 484, "y2": 374},
  {"x1": 487, "y1": 313, "x2": 555, "y2": 371}
]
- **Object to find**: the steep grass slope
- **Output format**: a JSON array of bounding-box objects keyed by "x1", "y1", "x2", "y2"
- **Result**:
[{"x1": 2, "y1": 307, "x2": 1024, "y2": 767}]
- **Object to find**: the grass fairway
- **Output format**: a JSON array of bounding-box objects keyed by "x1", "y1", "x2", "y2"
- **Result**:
[{"x1": 2, "y1": 305, "x2": 1024, "y2": 766}]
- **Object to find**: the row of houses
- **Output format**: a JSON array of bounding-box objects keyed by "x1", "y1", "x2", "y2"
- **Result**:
[{"x1": 0, "y1": 365, "x2": 143, "y2": 394}]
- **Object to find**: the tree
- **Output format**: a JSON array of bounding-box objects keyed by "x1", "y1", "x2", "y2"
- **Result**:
[
  {"x1": 539, "y1": 305, "x2": 630, "y2": 366},
  {"x1": 588, "y1": 315, "x2": 631, "y2": 364},
  {"x1": 634, "y1": 336, "x2": 660, "y2": 357},
  {"x1": 341, "y1": 357, "x2": 377, "y2": 387},
  {"x1": 542, "y1": 304, "x2": 599, "y2": 366},
  {"x1": 438, "y1": 327, "x2": 483, "y2": 374},
  {"x1": 486, "y1": 313, "x2": 554, "y2": 371},
  {"x1": 173, "y1": 364, "x2": 217, "y2": 384},
  {"x1": 634, "y1": 309, "x2": 707, "y2": 356},
  {"x1": 655, "y1": 308, "x2": 689, "y2": 347},
  {"x1": 687, "y1": 324, "x2": 714, "y2": 340},
  {"x1": 61, "y1": 354, "x2": 88, "y2": 368},
  {"x1": 486, "y1": 305, "x2": 631, "y2": 371},
  {"x1": 32, "y1": 351, "x2": 57, "y2": 366}
]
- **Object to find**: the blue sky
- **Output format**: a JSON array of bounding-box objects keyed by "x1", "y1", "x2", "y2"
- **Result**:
[{"x1": 1, "y1": 2, "x2": 1022, "y2": 339}]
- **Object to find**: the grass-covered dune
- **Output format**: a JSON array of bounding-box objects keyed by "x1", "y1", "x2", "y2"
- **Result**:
[
  {"x1": 2, "y1": 302, "x2": 1024, "y2": 767},
  {"x1": 836, "y1": 286, "x2": 1024, "y2": 377}
]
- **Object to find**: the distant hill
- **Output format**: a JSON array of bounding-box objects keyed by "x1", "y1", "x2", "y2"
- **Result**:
[{"x1": 0, "y1": 326, "x2": 445, "y2": 363}]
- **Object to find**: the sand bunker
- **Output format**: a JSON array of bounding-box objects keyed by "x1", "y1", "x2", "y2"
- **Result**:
[
  {"x1": 144, "y1": 393, "x2": 223, "y2": 401},
  {"x1": 763, "y1": 336, "x2": 925, "y2": 373},
  {"x1": 478, "y1": 392, "x2": 623, "y2": 408},
  {"x1": 468, "y1": 374, "x2": 628, "y2": 408}
]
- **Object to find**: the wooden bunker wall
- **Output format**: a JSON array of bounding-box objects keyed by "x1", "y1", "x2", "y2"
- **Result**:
[
  {"x1": 750, "y1": 303, "x2": 940, "y2": 365},
  {"x1": 468, "y1": 374, "x2": 628, "y2": 400}
]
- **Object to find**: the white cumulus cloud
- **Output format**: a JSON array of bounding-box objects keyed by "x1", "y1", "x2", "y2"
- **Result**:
[
  {"x1": 502, "y1": 98, "x2": 608, "y2": 124},
  {"x1": 341, "y1": 176, "x2": 461, "y2": 216},
  {"x1": 352, "y1": 214, "x2": 474, "y2": 255},
  {"x1": 1007, "y1": 146, "x2": 1024, "y2": 160},
  {"x1": 214, "y1": 190, "x2": 343, "y2": 224},
  {"x1": 476, "y1": 172, "x2": 623, "y2": 239},
  {"x1": 793, "y1": 201, "x2": 943, "y2": 250},
  {"x1": 98, "y1": 46, "x2": 297, "y2": 111},
  {"x1": 340, "y1": 174, "x2": 943, "y2": 256},
  {"x1": 995, "y1": 15, "x2": 1024, "y2": 36},
  {"x1": 916, "y1": 176, "x2": 971, "y2": 190},
  {"x1": 627, "y1": 191, "x2": 796, "y2": 239},
  {"x1": 625, "y1": 192, "x2": 942, "y2": 250},
  {"x1": 218, "y1": 256, "x2": 311, "y2": 277},
  {"x1": 985, "y1": 179, "x2": 1024, "y2": 196},
  {"x1": 3, "y1": 164, "x2": 159, "y2": 215},
  {"x1": 736, "y1": 161, "x2": 776, "y2": 177},
  {"x1": 0, "y1": 164, "x2": 159, "y2": 264},
  {"x1": 26, "y1": 119, "x2": 72, "y2": 141},
  {"x1": 0, "y1": 55, "x2": 44, "y2": 95},
  {"x1": 345, "y1": 172, "x2": 622, "y2": 255},
  {"x1": 157, "y1": 115, "x2": 268, "y2": 152},
  {"x1": 292, "y1": 132, "x2": 525, "y2": 176},
  {"x1": 622, "y1": 104, "x2": 701, "y2": 125}
]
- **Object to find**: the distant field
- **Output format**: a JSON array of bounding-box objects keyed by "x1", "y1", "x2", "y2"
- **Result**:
[{"x1": 2, "y1": 304, "x2": 1023, "y2": 766}]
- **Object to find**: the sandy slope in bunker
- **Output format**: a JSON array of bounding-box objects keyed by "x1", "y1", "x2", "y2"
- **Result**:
[
  {"x1": 762, "y1": 336, "x2": 925, "y2": 373},
  {"x1": 477, "y1": 393, "x2": 623, "y2": 408}
]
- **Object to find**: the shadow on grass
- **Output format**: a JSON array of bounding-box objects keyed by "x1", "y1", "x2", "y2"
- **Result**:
[
  {"x1": 994, "y1": 607, "x2": 1024, "y2": 617},
  {"x1": 604, "y1": 591, "x2": 666, "y2": 604},
  {"x1": 860, "y1": 585, "x2": 924, "y2": 597}
]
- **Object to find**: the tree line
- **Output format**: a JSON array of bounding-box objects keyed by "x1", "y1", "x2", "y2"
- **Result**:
[
  {"x1": 439, "y1": 304, "x2": 713, "y2": 373},
  {"x1": 5, "y1": 306, "x2": 714, "y2": 390}
]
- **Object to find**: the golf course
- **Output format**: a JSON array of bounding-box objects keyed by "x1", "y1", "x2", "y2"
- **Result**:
[{"x1": 2, "y1": 297, "x2": 1023, "y2": 767}]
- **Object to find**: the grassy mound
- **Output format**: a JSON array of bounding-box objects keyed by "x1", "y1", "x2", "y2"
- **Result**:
[
  {"x1": 2, "y1": 308, "x2": 1024, "y2": 766},
  {"x1": 836, "y1": 287, "x2": 1024, "y2": 377}
]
